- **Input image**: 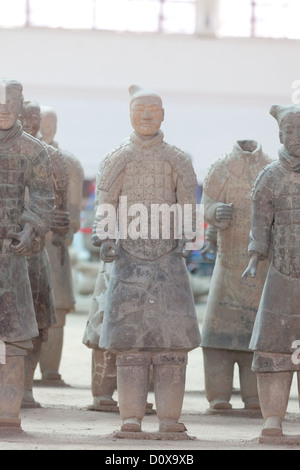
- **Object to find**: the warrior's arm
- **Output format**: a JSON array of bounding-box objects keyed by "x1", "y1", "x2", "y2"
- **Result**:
[
  {"x1": 21, "y1": 148, "x2": 55, "y2": 237},
  {"x1": 92, "y1": 157, "x2": 124, "y2": 262},
  {"x1": 201, "y1": 192, "x2": 233, "y2": 230},
  {"x1": 11, "y1": 147, "x2": 55, "y2": 256},
  {"x1": 64, "y1": 155, "x2": 84, "y2": 243},
  {"x1": 242, "y1": 171, "x2": 274, "y2": 282}
]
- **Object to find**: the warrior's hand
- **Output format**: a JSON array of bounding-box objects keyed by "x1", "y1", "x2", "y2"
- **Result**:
[
  {"x1": 100, "y1": 240, "x2": 119, "y2": 263},
  {"x1": 242, "y1": 254, "x2": 259, "y2": 287},
  {"x1": 216, "y1": 203, "x2": 234, "y2": 221},
  {"x1": 8, "y1": 223, "x2": 36, "y2": 257}
]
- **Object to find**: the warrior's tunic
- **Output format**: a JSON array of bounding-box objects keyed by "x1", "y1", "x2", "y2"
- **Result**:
[
  {"x1": 0, "y1": 121, "x2": 54, "y2": 347},
  {"x1": 92, "y1": 131, "x2": 201, "y2": 352},
  {"x1": 201, "y1": 141, "x2": 271, "y2": 351}
]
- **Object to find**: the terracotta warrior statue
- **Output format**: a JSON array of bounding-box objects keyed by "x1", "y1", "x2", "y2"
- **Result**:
[
  {"x1": 83, "y1": 257, "x2": 118, "y2": 409},
  {"x1": 243, "y1": 105, "x2": 300, "y2": 438},
  {"x1": 0, "y1": 79, "x2": 55, "y2": 428},
  {"x1": 38, "y1": 105, "x2": 84, "y2": 386},
  {"x1": 201, "y1": 140, "x2": 272, "y2": 411},
  {"x1": 19, "y1": 100, "x2": 70, "y2": 406},
  {"x1": 91, "y1": 84, "x2": 201, "y2": 434}
]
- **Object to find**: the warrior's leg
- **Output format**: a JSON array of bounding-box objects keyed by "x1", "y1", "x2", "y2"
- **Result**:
[
  {"x1": 22, "y1": 334, "x2": 44, "y2": 408},
  {"x1": 39, "y1": 308, "x2": 68, "y2": 383},
  {"x1": 153, "y1": 352, "x2": 187, "y2": 433},
  {"x1": 91, "y1": 349, "x2": 117, "y2": 406},
  {"x1": 202, "y1": 347, "x2": 234, "y2": 409},
  {"x1": 0, "y1": 354, "x2": 25, "y2": 428},
  {"x1": 257, "y1": 371, "x2": 293, "y2": 436},
  {"x1": 116, "y1": 352, "x2": 151, "y2": 432},
  {"x1": 237, "y1": 351, "x2": 260, "y2": 410}
]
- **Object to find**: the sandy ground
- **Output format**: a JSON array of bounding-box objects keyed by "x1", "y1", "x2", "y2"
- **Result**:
[{"x1": 1, "y1": 294, "x2": 300, "y2": 452}]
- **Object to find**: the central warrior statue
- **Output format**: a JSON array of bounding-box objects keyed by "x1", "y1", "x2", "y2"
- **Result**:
[{"x1": 91, "y1": 84, "x2": 201, "y2": 434}]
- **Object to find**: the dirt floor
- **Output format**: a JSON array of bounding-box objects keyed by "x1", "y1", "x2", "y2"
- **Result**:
[{"x1": 1, "y1": 294, "x2": 300, "y2": 452}]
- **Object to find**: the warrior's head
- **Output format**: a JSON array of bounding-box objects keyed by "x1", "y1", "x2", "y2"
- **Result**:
[
  {"x1": 40, "y1": 105, "x2": 57, "y2": 145},
  {"x1": 270, "y1": 104, "x2": 300, "y2": 158},
  {"x1": 19, "y1": 100, "x2": 41, "y2": 138},
  {"x1": 129, "y1": 84, "x2": 164, "y2": 138},
  {"x1": 0, "y1": 78, "x2": 23, "y2": 131}
]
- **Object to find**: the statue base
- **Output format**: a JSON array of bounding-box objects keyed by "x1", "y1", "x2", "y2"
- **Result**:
[
  {"x1": 86, "y1": 404, "x2": 156, "y2": 415},
  {"x1": 112, "y1": 430, "x2": 195, "y2": 440},
  {"x1": 0, "y1": 417, "x2": 22, "y2": 431},
  {"x1": 87, "y1": 404, "x2": 119, "y2": 413},
  {"x1": 34, "y1": 379, "x2": 71, "y2": 388},
  {"x1": 259, "y1": 434, "x2": 300, "y2": 445},
  {"x1": 21, "y1": 400, "x2": 42, "y2": 409},
  {"x1": 206, "y1": 407, "x2": 262, "y2": 418}
]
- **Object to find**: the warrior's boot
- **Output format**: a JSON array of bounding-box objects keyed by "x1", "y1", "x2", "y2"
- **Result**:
[
  {"x1": 203, "y1": 348, "x2": 233, "y2": 410},
  {"x1": 22, "y1": 338, "x2": 42, "y2": 408},
  {"x1": 257, "y1": 371, "x2": 293, "y2": 437},
  {"x1": 153, "y1": 353, "x2": 187, "y2": 433},
  {"x1": 91, "y1": 349, "x2": 117, "y2": 407},
  {"x1": 39, "y1": 309, "x2": 67, "y2": 385},
  {"x1": 116, "y1": 354, "x2": 150, "y2": 432},
  {"x1": 0, "y1": 356, "x2": 24, "y2": 429},
  {"x1": 238, "y1": 353, "x2": 260, "y2": 410}
]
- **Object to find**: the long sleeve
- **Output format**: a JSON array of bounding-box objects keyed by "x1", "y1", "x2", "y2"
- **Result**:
[
  {"x1": 92, "y1": 158, "x2": 124, "y2": 246},
  {"x1": 64, "y1": 153, "x2": 84, "y2": 234},
  {"x1": 201, "y1": 157, "x2": 231, "y2": 230},
  {"x1": 22, "y1": 146, "x2": 55, "y2": 236},
  {"x1": 175, "y1": 152, "x2": 198, "y2": 242},
  {"x1": 201, "y1": 192, "x2": 230, "y2": 230},
  {"x1": 248, "y1": 168, "x2": 274, "y2": 260}
]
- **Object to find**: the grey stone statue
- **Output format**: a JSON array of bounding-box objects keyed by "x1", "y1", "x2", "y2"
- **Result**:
[
  {"x1": 91, "y1": 84, "x2": 201, "y2": 435},
  {"x1": 0, "y1": 78, "x2": 55, "y2": 428},
  {"x1": 19, "y1": 100, "x2": 69, "y2": 407},
  {"x1": 83, "y1": 259, "x2": 118, "y2": 409},
  {"x1": 38, "y1": 105, "x2": 84, "y2": 386},
  {"x1": 243, "y1": 105, "x2": 300, "y2": 439},
  {"x1": 201, "y1": 140, "x2": 272, "y2": 412}
]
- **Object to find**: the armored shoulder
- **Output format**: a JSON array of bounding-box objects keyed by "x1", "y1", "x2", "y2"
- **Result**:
[
  {"x1": 251, "y1": 160, "x2": 279, "y2": 200},
  {"x1": 203, "y1": 154, "x2": 230, "y2": 200},
  {"x1": 97, "y1": 140, "x2": 131, "y2": 192},
  {"x1": 20, "y1": 132, "x2": 48, "y2": 159},
  {"x1": 20, "y1": 133, "x2": 53, "y2": 178},
  {"x1": 165, "y1": 144, "x2": 197, "y2": 189}
]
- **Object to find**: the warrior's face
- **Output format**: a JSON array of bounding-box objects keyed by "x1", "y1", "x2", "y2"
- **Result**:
[
  {"x1": 130, "y1": 97, "x2": 164, "y2": 137},
  {"x1": 40, "y1": 110, "x2": 57, "y2": 145},
  {"x1": 19, "y1": 102, "x2": 41, "y2": 137},
  {"x1": 280, "y1": 114, "x2": 300, "y2": 158},
  {"x1": 0, "y1": 85, "x2": 23, "y2": 131}
]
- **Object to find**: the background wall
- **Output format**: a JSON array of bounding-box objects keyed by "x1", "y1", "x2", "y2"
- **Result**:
[{"x1": 1, "y1": 27, "x2": 299, "y2": 183}]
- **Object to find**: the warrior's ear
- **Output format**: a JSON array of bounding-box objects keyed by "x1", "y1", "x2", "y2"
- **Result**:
[{"x1": 269, "y1": 105, "x2": 280, "y2": 120}]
